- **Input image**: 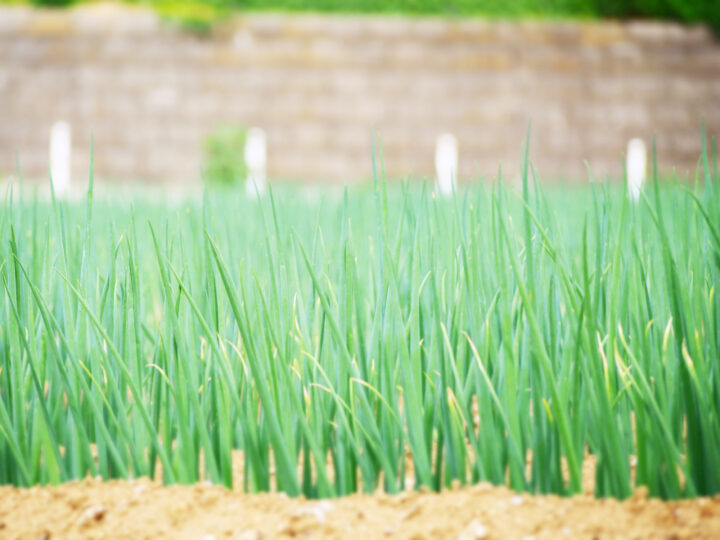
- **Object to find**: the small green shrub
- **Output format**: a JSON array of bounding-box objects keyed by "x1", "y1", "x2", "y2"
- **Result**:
[
  {"x1": 202, "y1": 123, "x2": 247, "y2": 187},
  {"x1": 147, "y1": 0, "x2": 227, "y2": 35}
]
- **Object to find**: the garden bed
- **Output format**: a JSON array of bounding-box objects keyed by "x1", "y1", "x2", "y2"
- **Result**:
[
  {"x1": 2, "y1": 465, "x2": 719, "y2": 539},
  {"x1": 1, "y1": 161, "x2": 719, "y2": 537}
]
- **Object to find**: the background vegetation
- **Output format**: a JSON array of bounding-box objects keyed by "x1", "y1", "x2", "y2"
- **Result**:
[{"x1": 10, "y1": 0, "x2": 720, "y2": 35}]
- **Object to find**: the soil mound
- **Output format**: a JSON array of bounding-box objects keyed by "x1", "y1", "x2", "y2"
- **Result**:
[{"x1": 2, "y1": 476, "x2": 719, "y2": 539}]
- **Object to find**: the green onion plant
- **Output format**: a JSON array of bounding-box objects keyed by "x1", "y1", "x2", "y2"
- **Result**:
[{"x1": 0, "y1": 135, "x2": 718, "y2": 500}]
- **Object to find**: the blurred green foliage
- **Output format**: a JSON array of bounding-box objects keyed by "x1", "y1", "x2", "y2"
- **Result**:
[
  {"x1": 14, "y1": 0, "x2": 720, "y2": 34},
  {"x1": 28, "y1": 0, "x2": 74, "y2": 6},
  {"x1": 155, "y1": 0, "x2": 719, "y2": 30},
  {"x1": 136, "y1": 0, "x2": 225, "y2": 33},
  {"x1": 596, "y1": 0, "x2": 720, "y2": 30},
  {"x1": 203, "y1": 123, "x2": 248, "y2": 187}
]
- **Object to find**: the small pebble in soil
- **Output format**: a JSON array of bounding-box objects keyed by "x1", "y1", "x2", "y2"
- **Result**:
[
  {"x1": 402, "y1": 504, "x2": 422, "y2": 520},
  {"x1": 235, "y1": 531, "x2": 262, "y2": 540},
  {"x1": 699, "y1": 498, "x2": 715, "y2": 517},
  {"x1": 458, "y1": 519, "x2": 488, "y2": 540},
  {"x1": 77, "y1": 505, "x2": 106, "y2": 527},
  {"x1": 295, "y1": 501, "x2": 334, "y2": 523}
]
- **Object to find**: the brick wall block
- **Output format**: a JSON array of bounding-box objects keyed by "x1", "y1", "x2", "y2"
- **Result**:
[{"x1": 1, "y1": 6, "x2": 718, "y2": 185}]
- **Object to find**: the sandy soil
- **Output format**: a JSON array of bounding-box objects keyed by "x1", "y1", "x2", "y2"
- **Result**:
[{"x1": 2, "y1": 461, "x2": 720, "y2": 540}]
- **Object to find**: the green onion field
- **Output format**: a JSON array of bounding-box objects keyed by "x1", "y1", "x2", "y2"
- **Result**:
[{"x1": 1, "y1": 140, "x2": 719, "y2": 502}]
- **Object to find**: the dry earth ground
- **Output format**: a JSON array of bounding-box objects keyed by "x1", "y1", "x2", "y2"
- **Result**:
[{"x1": 2, "y1": 454, "x2": 720, "y2": 539}]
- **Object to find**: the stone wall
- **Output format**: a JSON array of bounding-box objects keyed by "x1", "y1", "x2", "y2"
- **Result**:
[{"x1": 1, "y1": 4, "x2": 719, "y2": 186}]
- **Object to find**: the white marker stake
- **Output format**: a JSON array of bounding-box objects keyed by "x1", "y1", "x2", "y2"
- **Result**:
[
  {"x1": 435, "y1": 133, "x2": 458, "y2": 197},
  {"x1": 244, "y1": 127, "x2": 267, "y2": 197},
  {"x1": 50, "y1": 121, "x2": 71, "y2": 196},
  {"x1": 627, "y1": 138, "x2": 647, "y2": 202}
]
